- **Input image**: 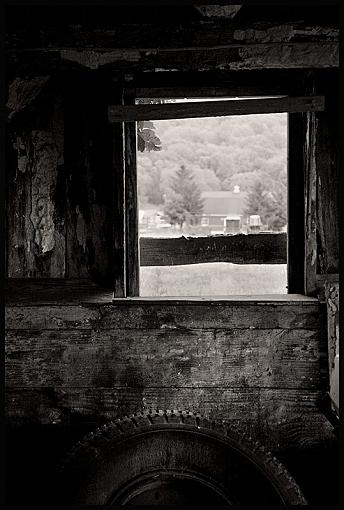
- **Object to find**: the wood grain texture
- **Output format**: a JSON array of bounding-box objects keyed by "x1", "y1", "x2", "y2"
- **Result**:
[
  {"x1": 65, "y1": 74, "x2": 113, "y2": 283},
  {"x1": 7, "y1": 87, "x2": 66, "y2": 277},
  {"x1": 325, "y1": 282, "x2": 339, "y2": 369},
  {"x1": 5, "y1": 280, "x2": 330, "y2": 455},
  {"x1": 5, "y1": 326, "x2": 327, "y2": 390},
  {"x1": 315, "y1": 91, "x2": 339, "y2": 274},
  {"x1": 5, "y1": 283, "x2": 321, "y2": 330},
  {"x1": 111, "y1": 79, "x2": 126, "y2": 297},
  {"x1": 6, "y1": 21, "x2": 339, "y2": 51},
  {"x1": 324, "y1": 282, "x2": 339, "y2": 412},
  {"x1": 4, "y1": 387, "x2": 334, "y2": 453},
  {"x1": 124, "y1": 84, "x2": 139, "y2": 296},
  {"x1": 64, "y1": 73, "x2": 113, "y2": 282},
  {"x1": 4, "y1": 279, "x2": 318, "y2": 306},
  {"x1": 287, "y1": 114, "x2": 305, "y2": 294},
  {"x1": 5, "y1": 302, "x2": 321, "y2": 330},
  {"x1": 316, "y1": 274, "x2": 339, "y2": 302},
  {"x1": 4, "y1": 278, "x2": 113, "y2": 305},
  {"x1": 135, "y1": 69, "x2": 334, "y2": 98},
  {"x1": 304, "y1": 112, "x2": 318, "y2": 296},
  {"x1": 109, "y1": 96, "x2": 324, "y2": 122},
  {"x1": 7, "y1": 41, "x2": 338, "y2": 78},
  {"x1": 140, "y1": 233, "x2": 286, "y2": 266}
]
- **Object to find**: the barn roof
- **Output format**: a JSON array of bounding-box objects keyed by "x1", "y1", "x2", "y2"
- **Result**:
[{"x1": 201, "y1": 191, "x2": 248, "y2": 216}]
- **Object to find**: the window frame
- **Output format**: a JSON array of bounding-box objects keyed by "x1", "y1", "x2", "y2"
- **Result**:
[{"x1": 110, "y1": 77, "x2": 322, "y2": 299}]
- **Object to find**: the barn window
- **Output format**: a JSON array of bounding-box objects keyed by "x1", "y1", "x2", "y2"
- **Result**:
[
  {"x1": 137, "y1": 104, "x2": 288, "y2": 296},
  {"x1": 109, "y1": 88, "x2": 324, "y2": 298}
]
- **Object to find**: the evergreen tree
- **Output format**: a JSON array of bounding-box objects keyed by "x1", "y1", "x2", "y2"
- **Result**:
[
  {"x1": 245, "y1": 180, "x2": 287, "y2": 231},
  {"x1": 164, "y1": 165, "x2": 204, "y2": 228}
]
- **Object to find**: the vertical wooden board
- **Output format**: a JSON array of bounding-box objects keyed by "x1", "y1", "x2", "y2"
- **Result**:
[
  {"x1": 6, "y1": 86, "x2": 66, "y2": 277},
  {"x1": 325, "y1": 281, "x2": 339, "y2": 412},
  {"x1": 6, "y1": 130, "x2": 35, "y2": 276},
  {"x1": 124, "y1": 83, "x2": 139, "y2": 296},
  {"x1": 87, "y1": 74, "x2": 114, "y2": 284},
  {"x1": 315, "y1": 92, "x2": 339, "y2": 274},
  {"x1": 65, "y1": 75, "x2": 90, "y2": 278},
  {"x1": 65, "y1": 73, "x2": 113, "y2": 282},
  {"x1": 304, "y1": 112, "x2": 317, "y2": 296},
  {"x1": 287, "y1": 114, "x2": 305, "y2": 294},
  {"x1": 111, "y1": 79, "x2": 126, "y2": 297}
]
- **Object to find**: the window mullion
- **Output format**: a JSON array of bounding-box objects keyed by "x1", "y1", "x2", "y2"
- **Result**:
[
  {"x1": 112, "y1": 78, "x2": 126, "y2": 297},
  {"x1": 124, "y1": 80, "x2": 140, "y2": 296}
]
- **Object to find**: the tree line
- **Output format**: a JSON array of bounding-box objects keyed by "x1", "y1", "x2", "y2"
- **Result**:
[{"x1": 137, "y1": 107, "x2": 287, "y2": 231}]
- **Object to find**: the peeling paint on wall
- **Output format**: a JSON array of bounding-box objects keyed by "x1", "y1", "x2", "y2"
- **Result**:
[
  {"x1": 29, "y1": 130, "x2": 59, "y2": 254},
  {"x1": 75, "y1": 205, "x2": 88, "y2": 252},
  {"x1": 60, "y1": 49, "x2": 141, "y2": 69},
  {"x1": 13, "y1": 136, "x2": 29, "y2": 173},
  {"x1": 325, "y1": 282, "x2": 339, "y2": 413},
  {"x1": 237, "y1": 44, "x2": 339, "y2": 69},
  {"x1": 6, "y1": 76, "x2": 50, "y2": 119},
  {"x1": 234, "y1": 25, "x2": 295, "y2": 43},
  {"x1": 234, "y1": 25, "x2": 339, "y2": 44}
]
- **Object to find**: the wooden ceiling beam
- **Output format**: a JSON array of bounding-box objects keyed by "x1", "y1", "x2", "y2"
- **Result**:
[
  {"x1": 6, "y1": 21, "x2": 338, "y2": 51},
  {"x1": 108, "y1": 96, "x2": 324, "y2": 123},
  {"x1": 6, "y1": 40, "x2": 338, "y2": 78}
]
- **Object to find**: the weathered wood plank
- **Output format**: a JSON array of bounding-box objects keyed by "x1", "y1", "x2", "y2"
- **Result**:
[
  {"x1": 4, "y1": 278, "x2": 113, "y2": 305},
  {"x1": 324, "y1": 282, "x2": 339, "y2": 413},
  {"x1": 140, "y1": 233, "x2": 287, "y2": 266},
  {"x1": 7, "y1": 41, "x2": 339, "y2": 77},
  {"x1": 4, "y1": 278, "x2": 318, "y2": 306},
  {"x1": 287, "y1": 114, "x2": 305, "y2": 293},
  {"x1": 304, "y1": 112, "x2": 318, "y2": 296},
  {"x1": 315, "y1": 91, "x2": 339, "y2": 274},
  {"x1": 109, "y1": 96, "x2": 325, "y2": 122},
  {"x1": 5, "y1": 22, "x2": 339, "y2": 51},
  {"x1": 65, "y1": 73, "x2": 113, "y2": 281},
  {"x1": 4, "y1": 387, "x2": 334, "y2": 453},
  {"x1": 111, "y1": 78, "x2": 126, "y2": 297},
  {"x1": 7, "y1": 43, "x2": 339, "y2": 78},
  {"x1": 135, "y1": 69, "x2": 335, "y2": 98},
  {"x1": 7, "y1": 87, "x2": 66, "y2": 277},
  {"x1": 316, "y1": 273, "x2": 339, "y2": 302},
  {"x1": 5, "y1": 300, "x2": 321, "y2": 331},
  {"x1": 124, "y1": 82, "x2": 139, "y2": 296},
  {"x1": 5, "y1": 327, "x2": 327, "y2": 389}
]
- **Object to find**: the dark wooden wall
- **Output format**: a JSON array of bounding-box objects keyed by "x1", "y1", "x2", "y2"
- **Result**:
[
  {"x1": 4, "y1": 6, "x2": 339, "y2": 505},
  {"x1": 6, "y1": 73, "x2": 114, "y2": 283},
  {"x1": 6, "y1": 80, "x2": 66, "y2": 277},
  {"x1": 5, "y1": 69, "x2": 339, "y2": 295},
  {"x1": 5, "y1": 283, "x2": 337, "y2": 504},
  {"x1": 64, "y1": 73, "x2": 114, "y2": 282},
  {"x1": 5, "y1": 285, "x2": 333, "y2": 453}
]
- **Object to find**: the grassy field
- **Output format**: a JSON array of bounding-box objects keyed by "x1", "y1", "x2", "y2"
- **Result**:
[{"x1": 140, "y1": 263, "x2": 287, "y2": 296}]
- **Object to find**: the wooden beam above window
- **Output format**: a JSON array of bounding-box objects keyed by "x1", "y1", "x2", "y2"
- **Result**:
[{"x1": 108, "y1": 96, "x2": 324, "y2": 122}]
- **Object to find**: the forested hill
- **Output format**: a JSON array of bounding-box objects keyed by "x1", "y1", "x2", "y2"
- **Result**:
[
  {"x1": 137, "y1": 113, "x2": 287, "y2": 208},
  {"x1": 138, "y1": 114, "x2": 287, "y2": 204}
]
